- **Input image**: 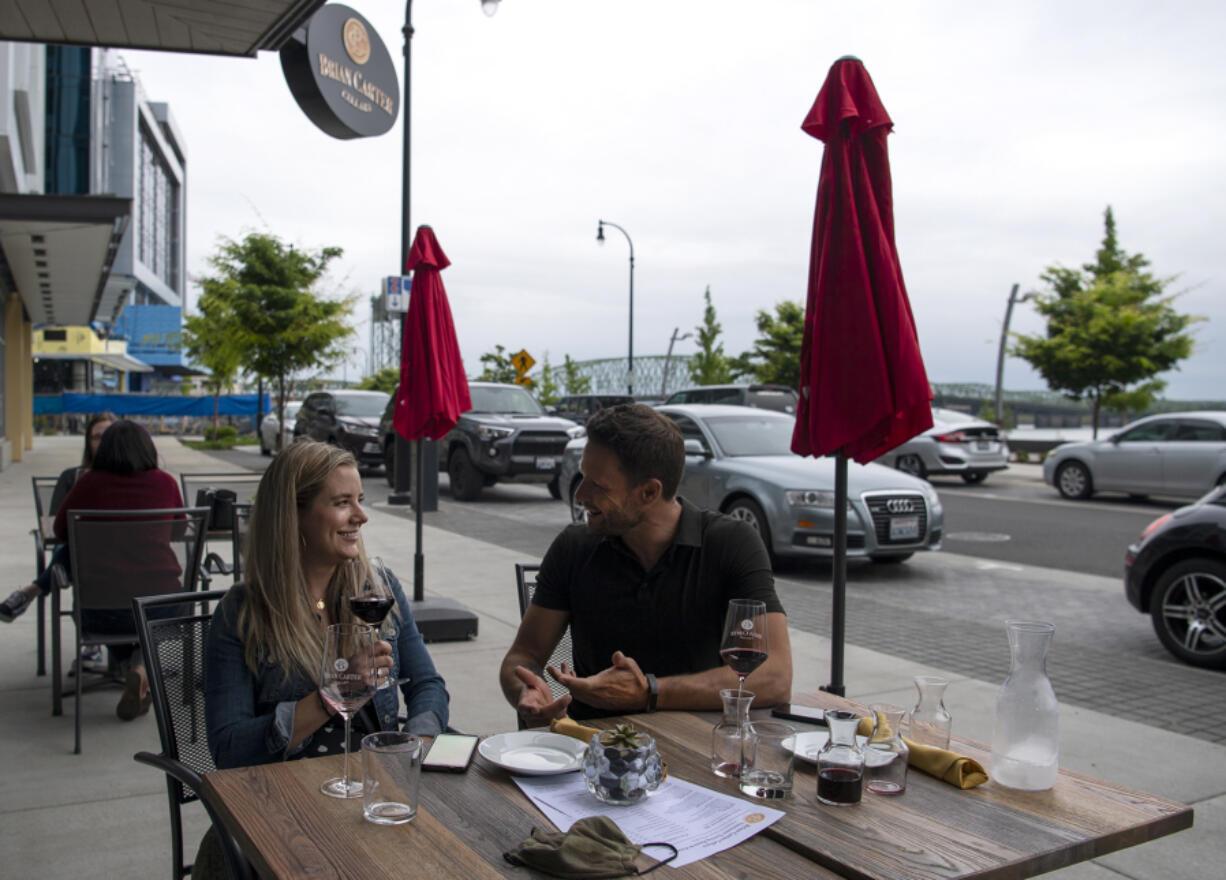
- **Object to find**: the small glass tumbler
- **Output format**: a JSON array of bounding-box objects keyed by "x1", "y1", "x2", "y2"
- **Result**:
[
  {"x1": 908, "y1": 674, "x2": 953, "y2": 749},
  {"x1": 361, "y1": 731, "x2": 424, "y2": 825},
  {"x1": 711, "y1": 688, "x2": 755, "y2": 778},
  {"x1": 739, "y1": 720, "x2": 794, "y2": 799},
  {"x1": 865, "y1": 704, "x2": 909, "y2": 795},
  {"x1": 817, "y1": 710, "x2": 864, "y2": 806}
]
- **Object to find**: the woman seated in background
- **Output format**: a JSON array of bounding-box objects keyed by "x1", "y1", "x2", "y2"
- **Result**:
[
  {"x1": 53, "y1": 419, "x2": 182, "y2": 719},
  {"x1": 0, "y1": 411, "x2": 116, "y2": 623},
  {"x1": 205, "y1": 440, "x2": 449, "y2": 770}
]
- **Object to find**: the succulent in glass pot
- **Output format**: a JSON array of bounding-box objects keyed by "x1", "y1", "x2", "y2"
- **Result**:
[{"x1": 582, "y1": 723, "x2": 664, "y2": 805}]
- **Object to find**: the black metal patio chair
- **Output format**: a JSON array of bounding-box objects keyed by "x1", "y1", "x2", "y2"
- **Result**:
[{"x1": 514, "y1": 562, "x2": 573, "y2": 729}]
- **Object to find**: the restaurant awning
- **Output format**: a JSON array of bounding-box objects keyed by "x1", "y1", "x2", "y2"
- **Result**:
[
  {"x1": 0, "y1": 0, "x2": 325, "y2": 58},
  {"x1": 0, "y1": 193, "x2": 131, "y2": 326},
  {"x1": 34, "y1": 350, "x2": 155, "y2": 374}
]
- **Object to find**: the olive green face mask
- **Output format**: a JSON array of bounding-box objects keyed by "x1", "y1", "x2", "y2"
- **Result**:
[{"x1": 503, "y1": 816, "x2": 678, "y2": 878}]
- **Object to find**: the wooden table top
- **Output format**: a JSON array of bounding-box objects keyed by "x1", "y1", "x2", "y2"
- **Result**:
[{"x1": 203, "y1": 692, "x2": 1192, "y2": 880}]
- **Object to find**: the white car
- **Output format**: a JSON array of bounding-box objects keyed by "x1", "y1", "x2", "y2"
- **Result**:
[
  {"x1": 259, "y1": 401, "x2": 302, "y2": 455},
  {"x1": 876, "y1": 407, "x2": 1009, "y2": 484}
]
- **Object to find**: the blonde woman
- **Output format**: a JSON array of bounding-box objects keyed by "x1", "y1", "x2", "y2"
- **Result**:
[{"x1": 205, "y1": 441, "x2": 448, "y2": 769}]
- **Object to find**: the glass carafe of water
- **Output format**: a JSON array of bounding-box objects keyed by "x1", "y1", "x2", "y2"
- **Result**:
[
  {"x1": 991, "y1": 620, "x2": 1059, "y2": 790},
  {"x1": 711, "y1": 688, "x2": 754, "y2": 778}
]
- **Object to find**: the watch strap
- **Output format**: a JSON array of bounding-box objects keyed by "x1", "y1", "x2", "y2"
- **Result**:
[{"x1": 645, "y1": 673, "x2": 658, "y2": 713}]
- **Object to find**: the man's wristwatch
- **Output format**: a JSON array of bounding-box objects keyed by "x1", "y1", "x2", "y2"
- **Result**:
[{"x1": 644, "y1": 673, "x2": 658, "y2": 713}]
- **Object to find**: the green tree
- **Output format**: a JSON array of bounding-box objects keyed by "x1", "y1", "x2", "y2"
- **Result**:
[
  {"x1": 561, "y1": 354, "x2": 591, "y2": 395},
  {"x1": 182, "y1": 286, "x2": 243, "y2": 432},
  {"x1": 357, "y1": 366, "x2": 399, "y2": 394},
  {"x1": 534, "y1": 354, "x2": 561, "y2": 406},
  {"x1": 478, "y1": 344, "x2": 518, "y2": 384},
  {"x1": 688, "y1": 286, "x2": 735, "y2": 385},
  {"x1": 734, "y1": 300, "x2": 804, "y2": 388},
  {"x1": 1012, "y1": 207, "x2": 1199, "y2": 437},
  {"x1": 198, "y1": 233, "x2": 353, "y2": 435}
]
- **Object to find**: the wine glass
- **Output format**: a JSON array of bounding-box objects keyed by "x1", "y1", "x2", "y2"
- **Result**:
[
  {"x1": 319, "y1": 623, "x2": 378, "y2": 799},
  {"x1": 720, "y1": 598, "x2": 769, "y2": 699},
  {"x1": 348, "y1": 557, "x2": 396, "y2": 688}
]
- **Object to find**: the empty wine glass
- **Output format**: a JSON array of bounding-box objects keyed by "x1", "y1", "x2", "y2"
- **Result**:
[
  {"x1": 349, "y1": 557, "x2": 396, "y2": 689},
  {"x1": 319, "y1": 623, "x2": 378, "y2": 799}
]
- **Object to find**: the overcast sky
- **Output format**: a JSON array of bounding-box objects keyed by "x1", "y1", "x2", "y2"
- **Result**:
[{"x1": 121, "y1": 0, "x2": 1225, "y2": 400}]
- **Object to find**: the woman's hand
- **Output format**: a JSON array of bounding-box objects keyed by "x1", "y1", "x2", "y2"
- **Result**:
[{"x1": 372, "y1": 638, "x2": 394, "y2": 686}]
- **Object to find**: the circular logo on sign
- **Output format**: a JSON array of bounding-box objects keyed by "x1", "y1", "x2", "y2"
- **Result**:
[
  {"x1": 343, "y1": 18, "x2": 371, "y2": 65},
  {"x1": 740, "y1": 619, "x2": 754, "y2": 631},
  {"x1": 333, "y1": 658, "x2": 349, "y2": 673}
]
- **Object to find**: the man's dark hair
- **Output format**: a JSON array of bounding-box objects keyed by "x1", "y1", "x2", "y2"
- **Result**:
[
  {"x1": 91, "y1": 419, "x2": 159, "y2": 475},
  {"x1": 585, "y1": 404, "x2": 684, "y2": 498}
]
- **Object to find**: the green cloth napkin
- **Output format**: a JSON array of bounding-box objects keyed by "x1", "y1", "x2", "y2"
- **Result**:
[{"x1": 504, "y1": 816, "x2": 676, "y2": 878}]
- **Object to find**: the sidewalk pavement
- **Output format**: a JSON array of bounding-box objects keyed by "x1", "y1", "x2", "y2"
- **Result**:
[{"x1": 0, "y1": 436, "x2": 1220, "y2": 879}]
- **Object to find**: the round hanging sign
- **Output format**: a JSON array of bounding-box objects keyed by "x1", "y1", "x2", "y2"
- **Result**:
[{"x1": 280, "y1": 3, "x2": 399, "y2": 140}]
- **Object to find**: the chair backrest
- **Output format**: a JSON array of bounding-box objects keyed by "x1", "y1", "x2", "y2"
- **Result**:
[
  {"x1": 178, "y1": 472, "x2": 262, "y2": 509},
  {"x1": 515, "y1": 563, "x2": 573, "y2": 703},
  {"x1": 32, "y1": 475, "x2": 59, "y2": 520},
  {"x1": 134, "y1": 590, "x2": 226, "y2": 797},
  {"x1": 67, "y1": 508, "x2": 210, "y2": 613}
]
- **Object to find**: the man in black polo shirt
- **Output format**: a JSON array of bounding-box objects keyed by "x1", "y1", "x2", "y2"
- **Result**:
[{"x1": 499, "y1": 404, "x2": 792, "y2": 724}]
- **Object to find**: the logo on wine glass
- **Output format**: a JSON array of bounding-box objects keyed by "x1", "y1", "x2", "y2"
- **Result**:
[
  {"x1": 334, "y1": 658, "x2": 349, "y2": 672},
  {"x1": 740, "y1": 619, "x2": 754, "y2": 631}
]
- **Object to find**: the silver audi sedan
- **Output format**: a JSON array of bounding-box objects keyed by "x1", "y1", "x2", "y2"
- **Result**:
[
  {"x1": 560, "y1": 404, "x2": 943, "y2": 564},
  {"x1": 1043, "y1": 411, "x2": 1226, "y2": 500}
]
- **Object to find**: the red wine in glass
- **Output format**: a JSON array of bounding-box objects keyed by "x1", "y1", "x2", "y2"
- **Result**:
[
  {"x1": 720, "y1": 599, "x2": 769, "y2": 689},
  {"x1": 719, "y1": 647, "x2": 768, "y2": 677},
  {"x1": 818, "y1": 767, "x2": 863, "y2": 804},
  {"x1": 348, "y1": 595, "x2": 394, "y2": 624}
]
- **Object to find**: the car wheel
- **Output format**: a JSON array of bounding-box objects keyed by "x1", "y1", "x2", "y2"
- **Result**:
[
  {"x1": 869, "y1": 553, "x2": 913, "y2": 564},
  {"x1": 1055, "y1": 461, "x2": 1093, "y2": 499},
  {"x1": 547, "y1": 475, "x2": 562, "y2": 500},
  {"x1": 448, "y1": 448, "x2": 483, "y2": 501},
  {"x1": 1149, "y1": 558, "x2": 1226, "y2": 670},
  {"x1": 569, "y1": 476, "x2": 586, "y2": 523},
  {"x1": 726, "y1": 498, "x2": 771, "y2": 555},
  {"x1": 961, "y1": 472, "x2": 986, "y2": 484},
  {"x1": 896, "y1": 454, "x2": 926, "y2": 479}
]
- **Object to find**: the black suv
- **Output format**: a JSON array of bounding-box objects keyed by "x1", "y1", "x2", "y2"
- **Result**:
[
  {"x1": 294, "y1": 389, "x2": 391, "y2": 468},
  {"x1": 380, "y1": 382, "x2": 583, "y2": 501},
  {"x1": 663, "y1": 383, "x2": 798, "y2": 413},
  {"x1": 549, "y1": 394, "x2": 635, "y2": 426}
]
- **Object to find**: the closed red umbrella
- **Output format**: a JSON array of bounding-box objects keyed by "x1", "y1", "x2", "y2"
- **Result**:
[
  {"x1": 393, "y1": 225, "x2": 471, "y2": 601},
  {"x1": 792, "y1": 57, "x2": 933, "y2": 694}
]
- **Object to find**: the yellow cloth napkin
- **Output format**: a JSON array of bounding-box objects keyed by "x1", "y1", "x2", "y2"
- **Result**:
[
  {"x1": 550, "y1": 716, "x2": 603, "y2": 743},
  {"x1": 856, "y1": 715, "x2": 988, "y2": 790}
]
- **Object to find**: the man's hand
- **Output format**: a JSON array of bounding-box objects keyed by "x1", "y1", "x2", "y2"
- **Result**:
[
  {"x1": 513, "y1": 665, "x2": 571, "y2": 727},
  {"x1": 549, "y1": 651, "x2": 647, "y2": 711}
]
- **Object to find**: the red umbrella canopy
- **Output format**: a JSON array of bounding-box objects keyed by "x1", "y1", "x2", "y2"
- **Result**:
[
  {"x1": 393, "y1": 225, "x2": 472, "y2": 441},
  {"x1": 791, "y1": 57, "x2": 932, "y2": 464}
]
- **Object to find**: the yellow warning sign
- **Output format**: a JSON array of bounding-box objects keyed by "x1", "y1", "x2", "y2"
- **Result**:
[{"x1": 511, "y1": 349, "x2": 535, "y2": 375}]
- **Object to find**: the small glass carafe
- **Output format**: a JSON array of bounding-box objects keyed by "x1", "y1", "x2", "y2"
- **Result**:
[
  {"x1": 907, "y1": 675, "x2": 953, "y2": 749},
  {"x1": 992, "y1": 620, "x2": 1059, "y2": 791},
  {"x1": 816, "y1": 709, "x2": 864, "y2": 806},
  {"x1": 864, "y1": 704, "x2": 909, "y2": 795},
  {"x1": 711, "y1": 688, "x2": 754, "y2": 778}
]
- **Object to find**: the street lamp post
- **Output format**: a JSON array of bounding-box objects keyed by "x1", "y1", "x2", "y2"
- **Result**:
[
  {"x1": 993, "y1": 282, "x2": 1035, "y2": 428},
  {"x1": 661, "y1": 327, "x2": 691, "y2": 397},
  {"x1": 596, "y1": 219, "x2": 635, "y2": 395}
]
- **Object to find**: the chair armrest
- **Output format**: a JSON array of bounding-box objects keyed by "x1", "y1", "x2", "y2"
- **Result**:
[
  {"x1": 202, "y1": 552, "x2": 234, "y2": 577},
  {"x1": 134, "y1": 750, "x2": 205, "y2": 793},
  {"x1": 50, "y1": 561, "x2": 69, "y2": 591}
]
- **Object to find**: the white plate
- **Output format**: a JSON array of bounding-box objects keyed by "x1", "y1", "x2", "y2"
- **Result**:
[
  {"x1": 783, "y1": 731, "x2": 869, "y2": 764},
  {"x1": 477, "y1": 731, "x2": 587, "y2": 776}
]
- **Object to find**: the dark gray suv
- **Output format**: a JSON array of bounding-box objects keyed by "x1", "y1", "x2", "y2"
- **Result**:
[
  {"x1": 294, "y1": 389, "x2": 390, "y2": 468},
  {"x1": 664, "y1": 383, "x2": 798, "y2": 414},
  {"x1": 380, "y1": 382, "x2": 583, "y2": 501}
]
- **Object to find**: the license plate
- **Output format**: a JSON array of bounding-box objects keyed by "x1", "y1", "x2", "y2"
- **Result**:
[
  {"x1": 535, "y1": 456, "x2": 557, "y2": 471},
  {"x1": 889, "y1": 515, "x2": 920, "y2": 541},
  {"x1": 362, "y1": 442, "x2": 381, "y2": 454},
  {"x1": 975, "y1": 440, "x2": 994, "y2": 451}
]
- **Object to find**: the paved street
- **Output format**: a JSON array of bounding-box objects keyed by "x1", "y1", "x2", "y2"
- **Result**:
[{"x1": 215, "y1": 446, "x2": 1226, "y2": 746}]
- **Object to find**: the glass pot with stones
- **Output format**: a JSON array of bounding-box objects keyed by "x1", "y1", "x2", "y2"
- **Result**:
[{"x1": 582, "y1": 724, "x2": 664, "y2": 806}]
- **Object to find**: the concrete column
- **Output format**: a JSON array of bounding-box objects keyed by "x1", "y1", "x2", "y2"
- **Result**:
[
  {"x1": 20, "y1": 313, "x2": 31, "y2": 452},
  {"x1": 3, "y1": 294, "x2": 22, "y2": 463}
]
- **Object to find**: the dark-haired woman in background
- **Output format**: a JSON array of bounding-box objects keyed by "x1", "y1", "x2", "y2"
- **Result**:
[
  {"x1": 51, "y1": 419, "x2": 182, "y2": 719},
  {"x1": 1, "y1": 412, "x2": 116, "y2": 624}
]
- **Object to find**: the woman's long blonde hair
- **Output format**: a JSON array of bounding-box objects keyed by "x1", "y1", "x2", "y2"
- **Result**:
[{"x1": 236, "y1": 440, "x2": 374, "y2": 682}]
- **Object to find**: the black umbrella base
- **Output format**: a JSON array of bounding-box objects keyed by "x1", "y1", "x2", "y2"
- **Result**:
[{"x1": 413, "y1": 597, "x2": 479, "y2": 643}]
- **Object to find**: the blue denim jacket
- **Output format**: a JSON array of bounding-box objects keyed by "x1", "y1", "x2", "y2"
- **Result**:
[{"x1": 205, "y1": 569, "x2": 449, "y2": 769}]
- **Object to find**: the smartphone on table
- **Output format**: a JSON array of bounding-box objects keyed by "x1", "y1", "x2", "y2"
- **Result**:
[
  {"x1": 422, "y1": 733, "x2": 479, "y2": 772},
  {"x1": 770, "y1": 703, "x2": 826, "y2": 725}
]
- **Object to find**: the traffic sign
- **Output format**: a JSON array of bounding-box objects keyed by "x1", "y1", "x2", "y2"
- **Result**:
[
  {"x1": 510, "y1": 349, "x2": 535, "y2": 375},
  {"x1": 513, "y1": 374, "x2": 534, "y2": 387},
  {"x1": 383, "y1": 275, "x2": 411, "y2": 313}
]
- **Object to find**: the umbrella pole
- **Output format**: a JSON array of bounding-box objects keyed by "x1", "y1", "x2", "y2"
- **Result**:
[
  {"x1": 413, "y1": 437, "x2": 425, "y2": 602},
  {"x1": 822, "y1": 452, "x2": 847, "y2": 697}
]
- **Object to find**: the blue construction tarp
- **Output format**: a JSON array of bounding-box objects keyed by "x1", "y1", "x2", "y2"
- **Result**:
[{"x1": 35, "y1": 393, "x2": 270, "y2": 417}]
